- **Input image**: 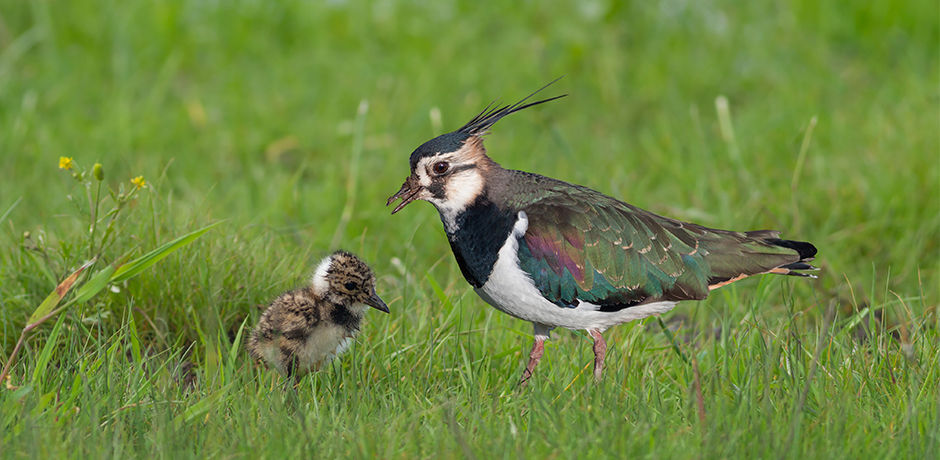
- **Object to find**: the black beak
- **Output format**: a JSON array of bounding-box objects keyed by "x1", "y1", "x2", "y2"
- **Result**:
[
  {"x1": 386, "y1": 176, "x2": 421, "y2": 215},
  {"x1": 365, "y1": 291, "x2": 389, "y2": 313}
]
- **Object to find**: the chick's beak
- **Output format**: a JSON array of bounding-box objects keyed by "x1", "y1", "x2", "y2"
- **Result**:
[
  {"x1": 387, "y1": 175, "x2": 421, "y2": 215},
  {"x1": 366, "y1": 291, "x2": 390, "y2": 313}
]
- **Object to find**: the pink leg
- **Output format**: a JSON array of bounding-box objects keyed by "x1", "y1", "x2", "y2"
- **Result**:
[
  {"x1": 520, "y1": 336, "x2": 545, "y2": 386},
  {"x1": 520, "y1": 324, "x2": 552, "y2": 386},
  {"x1": 589, "y1": 329, "x2": 607, "y2": 381}
]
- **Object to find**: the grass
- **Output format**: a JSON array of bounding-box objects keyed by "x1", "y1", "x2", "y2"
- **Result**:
[{"x1": 1, "y1": 0, "x2": 938, "y2": 457}]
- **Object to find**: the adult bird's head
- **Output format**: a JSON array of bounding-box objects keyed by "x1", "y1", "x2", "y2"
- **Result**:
[{"x1": 387, "y1": 80, "x2": 566, "y2": 217}]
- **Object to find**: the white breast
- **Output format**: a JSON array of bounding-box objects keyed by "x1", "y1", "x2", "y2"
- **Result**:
[
  {"x1": 474, "y1": 211, "x2": 679, "y2": 332},
  {"x1": 300, "y1": 326, "x2": 353, "y2": 366}
]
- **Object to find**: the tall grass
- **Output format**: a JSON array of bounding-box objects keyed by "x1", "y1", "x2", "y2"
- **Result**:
[{"x1": 1, "y1": 0, "x2": 937, "y2": 457}]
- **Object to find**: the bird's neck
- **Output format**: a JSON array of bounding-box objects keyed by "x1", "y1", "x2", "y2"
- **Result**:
[
  {"x1": 443, "y1": 191, "x2": 518, "y2": 288},
  {"x1": 329, "y1": 303, "x2": 365, "y2": 333}
]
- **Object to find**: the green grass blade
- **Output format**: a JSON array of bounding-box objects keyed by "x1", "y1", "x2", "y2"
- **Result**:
[
  {"x1": 26, "y1": 260, "x2": 94, "y2": 325},
  {"x1": 425, "y1": 272, "x2": 454, "y2": 310},
  {"x1": 0, "y1": 197, "x2": 22, "y2": 226},
  {"x1": 657, "y1": 316, "x2": 690, "y2": 365},
  {"x1": 171, "y1": 383, "x2": 232, "y2": 430},
  {"x1": 111, "y1": 221, "x2": 223, "y2": 283},
  {"x1": 29, "y1": 290, "x2": 66, "y2": 326},
  {"x1": 71, "y1": 263, "x2": 117, "y2": 304},
  {"x1": 30, "y1": 314, "x2": 68, "y2": 384},
  {"x1": 227, "y1": 316, "x2": 250, "y2": 368},
  {"x1": 128, "y1": 311, "x2": 142, "y2": 364}
]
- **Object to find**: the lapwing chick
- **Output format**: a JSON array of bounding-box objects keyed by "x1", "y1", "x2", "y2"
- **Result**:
[
  {"x1": 248, "y1": 251, "x2": 389, "y2": 380},
  {"x1": 387, "y1": 82, "x2": 817, "y2": 385}
]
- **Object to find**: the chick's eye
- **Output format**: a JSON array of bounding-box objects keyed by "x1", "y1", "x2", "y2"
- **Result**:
[
  {"x1": 344, "y1": 281, "x2": 358, "y2": 291},
  {"x1": 432, "y1": 162, "x2": 449, "y2": 175}
]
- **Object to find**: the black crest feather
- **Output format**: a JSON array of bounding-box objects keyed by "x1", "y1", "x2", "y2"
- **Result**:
[{"x1": 457, "y1": 77, "x2": 567, "y2": 136}]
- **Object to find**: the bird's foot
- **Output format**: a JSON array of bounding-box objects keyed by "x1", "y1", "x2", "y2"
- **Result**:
[
  {"x1": 589, "y1": 329, "x2": 606, "y2": 382},
  {"x1": 519, "y1": 338, "x2": 546, "y2": 387}
]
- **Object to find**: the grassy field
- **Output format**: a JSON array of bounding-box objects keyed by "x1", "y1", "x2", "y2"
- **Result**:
[{"x1": 1, "y1": 0, "x2": 938, "y2": 457}]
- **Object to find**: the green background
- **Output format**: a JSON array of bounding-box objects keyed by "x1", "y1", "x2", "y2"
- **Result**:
[{"x1": 1, "y1": 0, "x2": 937, "y2": 457}]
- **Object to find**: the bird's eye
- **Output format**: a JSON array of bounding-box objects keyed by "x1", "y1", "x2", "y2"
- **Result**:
[
  {"x1": 432, "y1": 162, "x2": 449, "y2": 175},
  {"x1": 344, "y1": 281, "x2": 358, "y2": 291}
]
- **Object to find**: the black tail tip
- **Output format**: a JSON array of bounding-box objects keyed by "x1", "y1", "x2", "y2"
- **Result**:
[
  {"x1": 779, "y1": 262, "x2": 816, "y2": 271},
  {"x1": 767, "y1": 238, "x2": 817, "y2": 261}
]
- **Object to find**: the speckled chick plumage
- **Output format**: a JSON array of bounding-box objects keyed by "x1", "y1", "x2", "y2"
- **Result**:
[{"x1": 247, "y1": 251, "x2": 388, "y2": 380}]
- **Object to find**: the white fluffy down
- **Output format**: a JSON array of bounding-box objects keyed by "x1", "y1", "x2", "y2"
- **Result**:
[{"x1": 311, "y1": 254, "x2": 333, "y2": 297}]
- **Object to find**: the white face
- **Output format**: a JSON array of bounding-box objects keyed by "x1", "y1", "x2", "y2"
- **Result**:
[{"x1": 412, "y1": 144, "x2": 487, "y2": 232}]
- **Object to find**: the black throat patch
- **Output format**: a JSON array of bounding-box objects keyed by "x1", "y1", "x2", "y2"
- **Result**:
[
  {"x1": 445, "y1": 196, "x2": 517, "y2": 288},
  {"x1": 330, "y1": 304, "x2": 362, "y2": 333}
]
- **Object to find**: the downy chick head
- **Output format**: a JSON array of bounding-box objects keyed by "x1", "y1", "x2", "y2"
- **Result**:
[
  {"x1": 312, "y1": 250, "x2": 389, "y2": 314},
  {"x1": 387, "y1": 81, "x2": 566, "y2": 217}
]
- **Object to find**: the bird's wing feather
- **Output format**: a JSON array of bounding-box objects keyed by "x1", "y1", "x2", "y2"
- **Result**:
[
  {"x1": 512, "y1": 179, "x2": 808, "y2": 310},
  {"x1": 266, "y1": 290, "x2": 322, "y2": 339}
]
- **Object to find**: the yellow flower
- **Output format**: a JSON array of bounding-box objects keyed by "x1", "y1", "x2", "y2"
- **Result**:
[
  {"x1": 131, "y1": 176, "x2": 147, "y2": 190},
  {"x1": 59, "y1": 157, "x2": 74, "y2": 170}
]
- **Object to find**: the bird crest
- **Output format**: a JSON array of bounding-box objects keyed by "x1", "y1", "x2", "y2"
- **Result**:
[
  {"x1": 457, "y1": 77, "x2": 567, "y2": 137},
  {"x1": 405, "y1": 78, "x2": 566, "y2": 171}
]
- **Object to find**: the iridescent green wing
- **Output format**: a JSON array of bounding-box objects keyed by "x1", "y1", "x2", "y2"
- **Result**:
[{"x1": 512, "y1": 180, "x2": 810, "y2": 309}]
